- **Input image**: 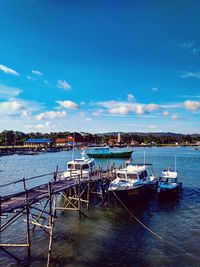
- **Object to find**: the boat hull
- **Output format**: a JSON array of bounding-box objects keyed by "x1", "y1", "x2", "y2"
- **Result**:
[
  {"x1": 87, "y1": 150, "x2": 133, "y2": 158},
  {"x1": 158, "y1": 182, "x2": 182, "y2": 197},
  {"x1": 109, "y1": 184, "x2": 153, "y2": 203}
]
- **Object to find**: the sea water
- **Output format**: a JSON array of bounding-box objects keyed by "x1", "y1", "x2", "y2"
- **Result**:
[{"x1": 0, "y1": 147, "x2": 199, "y2": 267}]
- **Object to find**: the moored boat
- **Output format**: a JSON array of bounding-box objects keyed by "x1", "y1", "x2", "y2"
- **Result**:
[
  {"x1": 157, "y1": 168, "x2": 182, "y2": 195},
  {"x1": 60, "y1": 151, "x2": 96, "y2": 179},
  {"x1": 108, "y1": 163, "x2": 157, "y2": 202},
  {"x1": 87, "y1": 147, "x2": 133, "y2": 158}
]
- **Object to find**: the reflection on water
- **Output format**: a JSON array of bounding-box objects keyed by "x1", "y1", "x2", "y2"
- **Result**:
[{"x1": 0, "y1": 147, "x2": 200, "y2": 267}]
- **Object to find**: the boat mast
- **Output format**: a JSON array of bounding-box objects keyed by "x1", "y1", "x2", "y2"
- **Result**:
[
  {"x1": 175, "y1": 155, "x2": 177, "y2": 171},
  {"x1": 144, "y1": 150, "x2": 146, "y2": 165},
  {"x1": 72, "y1": 132, "x2": 75, "y2": 161}
]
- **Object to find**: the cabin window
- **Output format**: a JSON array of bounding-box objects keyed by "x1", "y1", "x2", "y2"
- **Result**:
[
  {"x1": 127, "y1": 174, "x2": 138, "y2": 180},
  {"x1": 168, "y1": 178, "x2": 177, "y2": 183},
  {"x1": 68, "y1": 164, "x2": 74, "y2": 170},
  {"x1": 117, "y1": 173, "x2": 126, "y2": 179},
  {"x1": 161, "y1": 177, "x2": 168, "y2": 182},
  {"x1": 138, "y1": 170, "x2": 147, "y2": 179},
  {"x1": 74, "y1": 164, "x2": 82, "y2": 170},
  {"x1": 82, "y1": 164, "x2": 89, "y2": 170}
]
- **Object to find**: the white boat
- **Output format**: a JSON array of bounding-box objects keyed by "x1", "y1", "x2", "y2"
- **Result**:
[
  {"x1": 61, "y1": 151, "x2": 96, "y2": 179},
  {"x1": 157, "y1": 168, "x2": 182, "y2": 195},
  {"x1": 108, "y1": 163, "x2": 157, "y2": 202}
]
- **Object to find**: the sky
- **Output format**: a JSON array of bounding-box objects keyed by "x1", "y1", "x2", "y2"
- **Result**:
[{"x1": 0, "y1": 0, "x2": 200, "y2": 134}]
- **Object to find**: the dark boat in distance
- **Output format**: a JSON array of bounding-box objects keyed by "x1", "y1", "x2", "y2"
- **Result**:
[{"x1": 87, "y1": 147, "x2": 133, "y2": 158}]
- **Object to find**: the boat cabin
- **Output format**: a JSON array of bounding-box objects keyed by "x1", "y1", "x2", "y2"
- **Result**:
[
  {"x1": 160, "y1": 170, "x2": 178, "y2": 183},
  {"x1": 116, "y1": 166, "x2": 149, "y2": 182},
  {"x1": 67, "y1": 158, "x2": 95, "y2": 171}
]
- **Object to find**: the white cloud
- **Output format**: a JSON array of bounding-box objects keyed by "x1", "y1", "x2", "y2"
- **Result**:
[
  {"x1": 0, "y1": 99, "x2": 42, "y2": 118},
  {"x1": 0, "y1": 100, "x2": 28, "y2": 117},
  {"x1": 144, "y1": 103, "x2": 159, "y2": 112},
  {"x1": 27, "y1": 75, "x2": 35, "y2": 81},
  {"x1": 127, "y1": 94, "x2": 135, "y2": 102},
  {"x1": 180, "y1": 95, "x2": 200, "y2": 99},
  {"x1": 180, "y1": 42, "x2": 199, "y2": 55},
  {"x1": 57, "y1": 80, "x2": 71, "y2": 90},
  {"x1": 92, "y1": 109, "x2": 104, "y2": 116},
  {"x1": 110, "y1": 106, "x2": 131, "y2": 115},
  {"x1": 163, "y1": 111, "x2": 170, "y2": 116},
  {"x1": 96, "y1": 100, "x2": 160, "y2": 115},
  {"x1": 180, "y1": 42, "x2": 194, "y2": 49},
  {"x1": 32, "y1": 70, "x2": 43, "y2": 76},
  {"x1": 85, "y1": 118, "x2": 91, "y2": 122},
  {"x1": 0, "y1": 64, "x2": 19, "y2": 76},
  {"x1": 181, "y1": 71, "x2": 200, "y2": 79},
  {"x1": 0, "y1": 85, "x2": 22, "y2": 98},
  {"x1": 171, "y1": 114, "x2": 179, "y2": 120},
  {"x1": 161, "y1": 103, "x2": 182, "y2": 109},
  {"x1": 56, "y1": 100, "x2": 79, "y2": 109},
  {"x1": 152, "y1": 87, "x2": 158, "y2": 92},
  {"x1": 192, "y1": 48, "x2": 199, "y2": 55},
  {"x1": 36, "y1": 110, "x2": 67, "y2": 120},
  {"x1": 25, "y1": 121, "x2": 54, "y2": 130},
  {"x1": 184, "y1": 100, "x2": 200, "y2": 111},
  {"x1": 44, "y1": 80, "x2": 49, "y2": 84}
]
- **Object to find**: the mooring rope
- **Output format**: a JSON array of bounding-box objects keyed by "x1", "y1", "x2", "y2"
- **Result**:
[{"x1": 110, "y1": 189, "x2": 163, "y2": 240}]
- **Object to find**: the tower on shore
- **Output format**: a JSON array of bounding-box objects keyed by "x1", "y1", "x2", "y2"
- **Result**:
[{"x1": 117, "y1": 133, "x2": 121, "y2": 143}]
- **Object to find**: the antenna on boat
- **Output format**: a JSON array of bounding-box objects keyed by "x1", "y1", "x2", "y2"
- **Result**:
[
  {"x1": 175, "y1": 155, "x2": 177, "y2": 171},
  {"x1": 72, "y1": 132, "x2": 75, "y2": 161}
]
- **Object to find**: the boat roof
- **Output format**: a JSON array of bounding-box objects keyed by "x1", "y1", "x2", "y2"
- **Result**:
[
  {"x1": 161, "y1": 170, "x2": 177, "y2": 178},
  {"x1": 87, "y1": 146, "x2": 109, "y2": 150},
  {"x1": 117, "y1": 165, "x2": 147, "y2": 173},
  {"x1": 67, "y1": 158, "x2": 94, "y2": 165}
]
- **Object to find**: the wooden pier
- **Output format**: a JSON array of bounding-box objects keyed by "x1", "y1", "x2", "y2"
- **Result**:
[{"x1": 0, "y1": 167, "x2": 115, "y2": 266}]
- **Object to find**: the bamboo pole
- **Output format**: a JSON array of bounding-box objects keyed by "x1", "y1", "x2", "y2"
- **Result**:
[
  {"x1": 78, "y1": 175, "x2": 81, "y2": 220},
  {"x1": 87, "y1": 175, "x2": 90, "y2": 210},
  {"x1": 32, "y1": 199, "x2": 49, "y2": 231},
  {"x1": 0, "y1": 195, "x2": 1, "y2": 243},
  {"x1": 47, "y1": 182, "x2": 55, "y2": 267},
  {"x1": 23, "y1": 178, "x2": 31, "y2": 259}
]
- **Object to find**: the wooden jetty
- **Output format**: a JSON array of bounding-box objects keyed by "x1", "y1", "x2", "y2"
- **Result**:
[{"x1": 0, "y1": 166, "x2": 115, "y2": 266}]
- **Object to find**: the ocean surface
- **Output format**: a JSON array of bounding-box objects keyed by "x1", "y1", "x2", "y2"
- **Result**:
[{"x1": 0, "y1": 147, "x2": 199, "y2": 267}]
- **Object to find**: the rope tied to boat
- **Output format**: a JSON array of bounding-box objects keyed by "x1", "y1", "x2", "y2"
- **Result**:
[{"x1": 110, "y1": 189, "x2": 164, "y2": 240}]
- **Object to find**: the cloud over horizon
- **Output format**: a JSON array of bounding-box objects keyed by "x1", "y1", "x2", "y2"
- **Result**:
[
  {"x1": 56, "y1": 100, "x2": 79, "y2": 109},
  {"x1": 57, "y1": 80, "x2": 71, "y2": 90},
  {"x1": 0, "y1": 84, "x2": 22, "y2": 99},
  {"x1": 0, "y1": 64, "x2": 19, "y2": 76},
  {"x1": 184, "y1": 100, "x2": 200, "y2": 111}
]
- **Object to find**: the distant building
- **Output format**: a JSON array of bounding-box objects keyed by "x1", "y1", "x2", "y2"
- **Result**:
[
  {"x1": 55, "y1": 138, "x2": 68, "y2": 147},
  {"x1": 67, "y1": 132, "x2": 85, "y2": 146},
  {"x1": 131, "y1": 140, "x2": 139, "y2": 146},
  {"x1": 24, "y1": 138, "x2": 52, "y2": 148}
]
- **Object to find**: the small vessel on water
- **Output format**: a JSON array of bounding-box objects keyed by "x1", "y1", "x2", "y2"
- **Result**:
[
  {"x1": 157, "y1": 156, "x2": 182, "y2": 195},
  {"x1": 87, "y1": 147, "x2": 133, "y2": 159},
  {"x1": 61, "y1": 150, "x2": 96, "y2": 179},
  {"x1": 108, "y1": 163, "x2": 157, "y2": 202},
  {"x1": 157, "y1": 168, "x2": 182, "y2": 195}
]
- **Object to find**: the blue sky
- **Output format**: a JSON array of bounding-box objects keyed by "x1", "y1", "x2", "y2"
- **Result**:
[{"x1": 0, "y1": 0, "x2": 200, "y2": 133}]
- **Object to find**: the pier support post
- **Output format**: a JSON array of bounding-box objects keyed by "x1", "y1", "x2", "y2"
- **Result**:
[
  {"x1": 23, "y1": 178, "x2": 31, "y2": 259},
  {"x1": 78, "y1": 175, "x2": 81, "y2": 220},
  {"x1": 47, "y1": 182, "x2": 56, "y2": 267}
]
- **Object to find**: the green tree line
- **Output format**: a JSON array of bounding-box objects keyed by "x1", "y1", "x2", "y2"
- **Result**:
[{"x1": 0, "y1": 130, "x2": 199, "y2": 146}]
